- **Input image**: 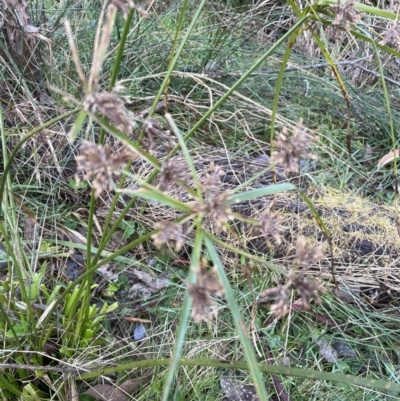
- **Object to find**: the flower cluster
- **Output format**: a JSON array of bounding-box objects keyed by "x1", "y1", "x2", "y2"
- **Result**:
[
  {"x1": 151, "y1": 221, "x2": 184, "y2": 252},
  {"x1": 380, "y1": 25, "x2": 400, "y2": 51},
  {"x1": 75, "y1": 141, "x2": 134, "y2": 197},
  {"x1": 258, "y1": 214, "x2": 286, "y2": 246},
  {"x1": 188, "y1": 262, "x2": 224, "y2": 322},
  {"x1": 158, "y1": 159, "x2": 185, "y2": 191},
  {"x1": 271, "y1": 120, "x2": 317, "y2": 174},
  {"x1": 84, "y1": 89, "x2": 133, "y2": 135},
  {"x1": 329, "y1": 0, "x2": 362, "y2": 37},
  {"x1": 259, "y1": 237, "x2": 324, "y2": 318}
]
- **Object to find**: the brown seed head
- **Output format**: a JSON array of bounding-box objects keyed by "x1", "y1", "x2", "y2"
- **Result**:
[
  {"x1": 151, "y1": 221, "x2": 184, "y2": 252},
  {"x1": 201, "y1": 162, "x2": 224, "y2": 191},
  {"x1": 198, "y1": 266, "x2": 225, "y2": 297},
  {"x1": 75, "y1": 141, "x2": 134, "y2": 197},
  {"x1": 188, "y1": 284, "x2": 218, "y2": 323},
  {"x1": 141, "y1": 118, "x2": 169, "y2": 149},
  {"x1": 292, "y1": 272, "x2": 324, "y2": 310},
  {"x1": 206, "y1": 190, "x2": 234, "y2": 232},
  {"x1": 329, "y1": 0, "x2": 362, "y2": 36},
  {"x1": 259, "y1": 214, "x2": 286, "y2": 246},
  {"x1": 380, "y1": 25, "x2": 400, "y2": 50},
  {"x1": 260, "y1": 286, "x2": 290, "y2": 319},
  {"x1": 158, "y1": 160, "x2": 185, "y2": 191},
  {"x1": 271, "y1": 120, "x2": 317, "y2": 174},
  {"x1": 269, "y1": 287, "x2": 290, "y2": 319},
  {"x1": 85, "y1": 90, "x2": 133, "y2": 135},
  {"x1": 188, "y1": 264, "x2": 224, "y2": 323},
  {"x1": 295, "y1": 236, "x2": 324, "y2": 267}
]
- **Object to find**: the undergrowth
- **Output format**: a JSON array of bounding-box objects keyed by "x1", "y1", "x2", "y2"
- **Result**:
[{"x1": 2, "y1": 0, "x2": 400, "y2": 400}]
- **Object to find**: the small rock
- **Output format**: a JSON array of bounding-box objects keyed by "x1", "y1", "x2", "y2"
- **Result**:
[
  {"x1": 220, "y1": 377, "x2": 260, "y2": 401},
  {"x1": 133, "y1": 324, "x2": 146, "y2": 341},
  {"x1": 333, "y1": 340, "x2": 357, "y2": 358},
  {"x1": 335, "y1": 281, "x2": 361, "y2": 303},
  {"x1": 317, "y1": 339, "x2": 339, "y2": 363}
]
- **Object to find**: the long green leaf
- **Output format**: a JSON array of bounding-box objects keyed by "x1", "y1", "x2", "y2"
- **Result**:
[
  {"x1": 161, "y1": 222, "x2": 203, "y2": 401},
  {"x1": 228, "y1": 183, "x2": 296, "y2": 203},
  {"x1": 148, "y1": 0, "x2": 207, "y2": 119},
  {"x1": 0, "y1": 374, "x2": 22, "y2": 396},
  {"x1": 269, "y1": 26, "x2": 300, "y2": 142},
  {"x1": 120, "y1": 187, "x2": 193, "y2": 213},
  {"x1": 316, "y1": 0, "x2": 400, "y2": 20},
  {"x1": 68, "y1": 111, "x2": 87, "y2": 143},
  {"x1": 205, "y1": 237, "x2": 270, "y2": 401},
  {"x1": 77, "y1": 357, "x2": 400, "y2": 392}
]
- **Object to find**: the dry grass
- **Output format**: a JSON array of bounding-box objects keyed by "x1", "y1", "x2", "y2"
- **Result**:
[{"x1": 84, "y1": 134, "x2": 400, "y2": 302}]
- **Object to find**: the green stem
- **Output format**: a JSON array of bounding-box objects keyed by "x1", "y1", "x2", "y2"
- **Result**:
[
  {"x1": 0, "y1": 225, "x2": 22, "y2": 348},
  {"x1": 144, "y1": 0, "x2": 205, "y2": 123},
  {"x1": 109, "y1": 8, "x2": 135, "y2": 89},
  {"x1": 206, "y1": 237, "x2": 269, "y2": 401},
  {"x1": 269, "y1": 29, "x2": 299, "y2": 142},
  {"x1": 77, "y1": 357, "x2": 400, "y2": 392},
  {"x1": 82, "y1": 189, "x2": 97, "y2": 326},
  {"x1": 161, "y1": 221, "x2": 203, "y2": 401},
  {"x1": 316, "y1": 0, "x2": 400, "y2": 20}
]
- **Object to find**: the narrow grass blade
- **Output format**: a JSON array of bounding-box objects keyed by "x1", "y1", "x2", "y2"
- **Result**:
[
  {"x1": 148, "y1": 0, "x2": 207, "y2": 118},
  {"x1": 161, "y1": 223, "x2": 203, "y2": 401},
  {"x1": 0, "y1": 375, "x2": 22, "y2": 397},
  {"x1": 269, "y1": 28, "x2": 299, "y2": 142},
  {"x1": 181, "y1": 15, "x2": 309, "y2": 143},
  {"x1": 205, "y1": 237, "x2": 270, "y2": 401},
  {"x1": 165, "y1": 113, "x2": 201, "y2": 195},
  {"x1": 316, "y1": 0, "x2": 400, "y2": 20},
  {"x1": 0, "y1": 108, "x2": 78, "y2": 201},
  {"x1": 119, "y1": 186, "x2": 193, "y2": 213},
  {"x1": 228, "y1": 183, "x2": 296, "y2": 203},
  {"x1": 78, "y1": 357, "x2": 400, "y2": 392},
  {"x1": 68, "y1": 111, "x2": 87, "y2": 143}
]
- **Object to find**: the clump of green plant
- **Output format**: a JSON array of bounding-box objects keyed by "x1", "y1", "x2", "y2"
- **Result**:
[{"x1": 3, "y1": 0, "x2": 400, "y2": 400}]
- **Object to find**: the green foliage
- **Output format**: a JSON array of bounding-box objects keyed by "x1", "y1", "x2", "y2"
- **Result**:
[{"x1": 2, "y1": 0, "x2": 400, "y2": 399}]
